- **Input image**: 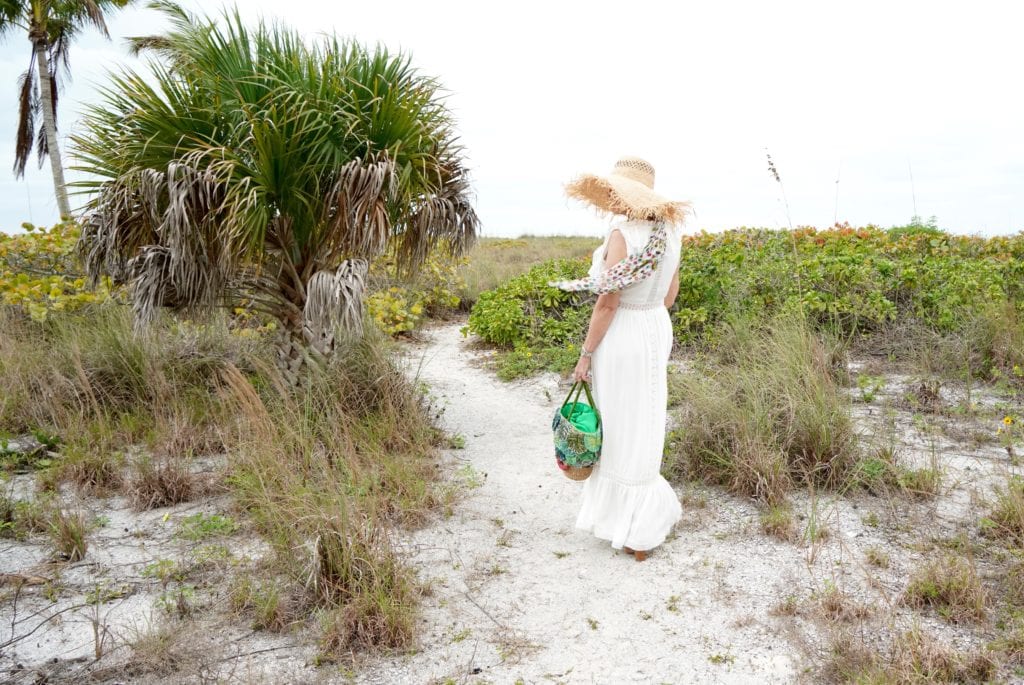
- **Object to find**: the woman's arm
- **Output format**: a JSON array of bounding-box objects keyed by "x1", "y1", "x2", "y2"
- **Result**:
[
  {"x1": 572, "y1": 230, "x2": 626, "y2": 382},
  {"x1": 663, "y1": 269, "x2": 680, "y2": 308}
]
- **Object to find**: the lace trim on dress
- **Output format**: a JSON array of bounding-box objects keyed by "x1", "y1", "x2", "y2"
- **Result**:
[
  {"x1": 595, "y1": 469, "x2": 658, "y2": 488},
  {"x1": 618, "y1": 301, "x2": 664, "y2": 311}
]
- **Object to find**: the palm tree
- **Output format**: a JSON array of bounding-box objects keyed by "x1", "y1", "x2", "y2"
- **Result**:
[
  {"x1": 72, "y1": 3, "x2": 478, "y2": 382},
  {"x1": 0, "y1": 0, "x2": 133, "y2": 219}
]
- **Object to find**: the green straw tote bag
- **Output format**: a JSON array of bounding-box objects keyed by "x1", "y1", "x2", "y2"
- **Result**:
[{"x1": 552, "y1": 381, "x2": 602, "y2": 481}]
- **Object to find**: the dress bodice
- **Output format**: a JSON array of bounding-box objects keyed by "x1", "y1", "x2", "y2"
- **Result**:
[{"x1": 587, "y1": 219, "x2": 682, "y2": 306}]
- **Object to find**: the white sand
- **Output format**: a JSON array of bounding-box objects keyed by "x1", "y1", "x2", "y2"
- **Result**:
[{"x1": 2, "y1": 319, "x2": 1018, "y2": 684}]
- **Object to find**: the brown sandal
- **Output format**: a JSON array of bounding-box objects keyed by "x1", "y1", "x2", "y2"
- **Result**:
[{"x1": 623, "y1": 547, "x2": 648, "y2": 561}]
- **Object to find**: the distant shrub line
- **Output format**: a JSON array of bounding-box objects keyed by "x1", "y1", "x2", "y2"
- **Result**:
[{"x1": 465, "y1": 224, "x2": 1024, "y2": 379}]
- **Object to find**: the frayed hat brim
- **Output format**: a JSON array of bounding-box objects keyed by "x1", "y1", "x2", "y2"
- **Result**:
[{"x1": 566, "y1": 174, "x2": 690, "y2": 224}]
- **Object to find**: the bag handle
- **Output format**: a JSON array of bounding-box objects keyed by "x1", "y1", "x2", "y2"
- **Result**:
[{"x1": 561, "y1": 381, "x2": 601, "y2": 425}]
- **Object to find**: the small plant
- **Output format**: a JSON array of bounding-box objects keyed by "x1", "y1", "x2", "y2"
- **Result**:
[
  {"x1": 230, "y1": 576, "x2": 290, "y2": 631},
  {"x1": 896, "y1": 466, "x2": 942, "y2": 499},
  {"x1": 904, "y1": 554, "x2": 988, "y2": 623},
  {"x1": 0, "y1": 494, "x2": 48, "y2": 540},
  {"x1": 999, "y1": 414, "x2": 1020, "y2": 461},
  {"x1": 982, "y1": 474, "x2": 1024, "y2": 545},
  {"x1": 156, "y1": 584, "x2": 197, "y2": 619},
  {"x1": 865, "y1": 547, "x2": 890, "y2": 568},
  {"x1": 586, "y1": 617, "x2": 598, "y2": 630},
  {"x1": 553, "y1": 551, "x2": 570, "y2": 559},
  {"x1": 142, "y1": 559, "x2": 184, "y2": 588},
  {"x1": 49, "y1": 508, "x2": 88, "y2": 562},
  {"x1": 85, "y1": 583, "x2": 129, "y2": 605},
  {"x1": 667, "y1": 595, "x2": 680, "y2": 613},
  {"x1": 708, "y1": 652, "x2": 735, "y2": 665},
  {"x1": 177, "y1": 512, "x2": 236, "y2": 541},
  {"x1": 456, "y1": 464, "x2": 484, "y2": 489},
  {"x1": 447, "y1": 433, "x2": 466, "y2": 450},
  {"x1": 450, "y1": 628, "x2": 471, "y2": 643},
  {"x1": 856, "y1": 374, "x2": 885, "y2": 403},
  {"x1": 760, "y1": 504, "x2": 797, "y2": 542},
  {"x1": 771, "y1": 595, "x2": 799, "y2": 616},
  {"x1": 128, "y1": 455, "x2": 194, "y2": 511},
  {"x1": 815, "y1": 583, "x2": 872, "y2": 622},
  {"x1": 853, "y1": 448, "x2": 940, "y2": 499}
]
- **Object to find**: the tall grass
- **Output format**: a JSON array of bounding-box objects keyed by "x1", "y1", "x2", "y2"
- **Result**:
[
  {"x1": 0, "y1": 305, "x2": 444, "y2": 657},
  {"x1": 458, "y1": 235, "x2": 597, "y2": 305},
  {"x1": 874, "y1": 303, "x2": 1024, "y2": 387},
  {"x1": 0, "y1": 306, "x2": 255, "y2": 440},
  {"x1": 218, "y1": 326, "x2": 441, "y2": 657},
  {"x1": 664, "y1": 316, "x2": 858, "y2": 503}
]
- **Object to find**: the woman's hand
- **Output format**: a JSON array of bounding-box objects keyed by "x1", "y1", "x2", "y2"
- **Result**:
[{"x1": 572, "y1": 355, "x2": 592, "y2": 383}]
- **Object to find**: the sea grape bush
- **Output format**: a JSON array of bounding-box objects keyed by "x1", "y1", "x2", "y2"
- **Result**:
[
  {"x1": 0, "y1": 222, "x2": 114, "y2": 321},
  {"x1": 672, "y1": 225, "x2": 1023, "y2": 341},
  {"x1": 467, "y1": 224, "x2": 1024, "y2": 366},
  {"x1": 467, "y1": 258, "x2": 589, "y2": 348},
  {"x1": 366, "y1": 248, "x2": 467, "y2": 336},
  {"x1": 1, "y1": 222, "x2": 465, "y2": 336}
]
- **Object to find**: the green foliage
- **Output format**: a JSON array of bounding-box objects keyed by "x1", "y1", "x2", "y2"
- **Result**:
[
  {"x1": 671, "y1": 225, "x2": 1024, "y2": 341},
  {"x1": 466, "y1": 225, "x2": 1024, "y2": 380},
  {"x1": 366, "y1": 248, "x2": 467, "y2": 336},
  {"x1": 0, "y1": 222, "x2": 113, "y2": 321},
  {"x1": 466, "y1": 258, "x2": 591, "y2": 376},
  {"x1": 72, "y1": 4, "x2": 477, "y2": 357},
  {"x1": 177, "y1": 513, "x2": 237, "y2": 541}
]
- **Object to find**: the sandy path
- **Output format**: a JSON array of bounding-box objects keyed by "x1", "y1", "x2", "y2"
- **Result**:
[{"x1": 360, "y1": 322, "x2": 801, "y2": 684}]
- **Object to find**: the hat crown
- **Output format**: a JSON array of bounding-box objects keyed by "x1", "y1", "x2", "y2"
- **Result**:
[{"x1": 612, "y1": 157, "x2": 655, "y2": 188}]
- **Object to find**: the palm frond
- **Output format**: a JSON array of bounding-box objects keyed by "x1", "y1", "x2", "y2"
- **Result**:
[
  {"x1": 304, "y1": 259, "x2": 369, "y2": 352},
  {"x1": 13, "y1": 58, "x2": 37, "y2": 178}
]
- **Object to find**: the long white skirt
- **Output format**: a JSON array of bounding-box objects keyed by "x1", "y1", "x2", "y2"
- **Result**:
[{"x1": 575, "y1": 305, "x2": 682, "y2": 551}]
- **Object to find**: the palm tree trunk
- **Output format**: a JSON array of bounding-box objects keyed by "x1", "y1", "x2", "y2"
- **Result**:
[{"x1": 34, "y1": 42, "x2": 72, "y2": 220}]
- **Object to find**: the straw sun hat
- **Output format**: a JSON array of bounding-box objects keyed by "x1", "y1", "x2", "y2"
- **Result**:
[{"x1": 566, "y1": 157, "x2": 690, "y2": 224}]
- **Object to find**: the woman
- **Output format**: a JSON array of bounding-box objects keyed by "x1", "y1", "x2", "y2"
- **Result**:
[{"x1": 553, "y1": 157, "x2": 689, "y2": 562}]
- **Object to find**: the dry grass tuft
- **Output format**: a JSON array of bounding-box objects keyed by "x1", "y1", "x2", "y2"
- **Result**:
[
  {"x1": 815, "y1": 583, "x2": 873, "y2": 623},
  {"x1": 220, "y1": 327, "x2": 438, "y2": 656},
  {"x1": 903, "y1": 554, "x2": 988, "y2": 624},
  {"x1": 666, "y1": 316, "x2": 859, "y2": 504},
  {"x1": 825, "y1": 626, "x2": 996, "y2": 683},
  {"x1": 60, "y1": 441, "x2": 124, "y2": 496},
  {"x1": 48, "y1": 508, "x2": 89, "y2": 562},
  {"x1": 0, "y1": 493, "x2": 49, "y2": 540},
  {"x1": 230, "y1": 574, "x2": 294, "y2": 632},
  {"x1": 865, "y1": 546, "x2": 891, "y2": 569},
  {"x1": 760, "y1": 503, "x2": 798, "y2": 542},
  {"x1": 123, "y1": 618, "x2": 194, "y2": 679},
  {"x1": 982, "y1": 475, "x2": 1024, "y2": 545},
  {"x1": 128, "y1": 454, "x2": 195, "y2": 511}
]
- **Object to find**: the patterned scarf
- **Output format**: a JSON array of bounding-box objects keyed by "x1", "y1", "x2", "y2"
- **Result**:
[{"x1": 549, "y1": 221, "x2": 668, "y2": 294}]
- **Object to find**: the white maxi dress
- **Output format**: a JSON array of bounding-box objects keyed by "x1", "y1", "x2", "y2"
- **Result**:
[{"x1": 575, "y1": 219, "x2": 683, "y2": 551}]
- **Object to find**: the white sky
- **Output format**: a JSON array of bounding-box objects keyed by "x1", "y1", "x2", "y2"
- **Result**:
[{"x1": 1, "y1": 0, "x2": 1021, "y2": 237}]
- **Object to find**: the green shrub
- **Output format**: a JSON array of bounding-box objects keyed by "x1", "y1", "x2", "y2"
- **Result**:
[
  {"x1": 366, "y1": 248, "x2": 467, "y2": 336},
  {"x1": 465, "y1": 226, "x2": 1024, "y2": 379},
  {"x1": 467, "y1": 258, "x2": 590, "y2": 349}
]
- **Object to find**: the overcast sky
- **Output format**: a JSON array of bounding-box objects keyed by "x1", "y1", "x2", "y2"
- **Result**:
[{"x1": 1, "y1": 0, "x2": 1021, "y2": 237}]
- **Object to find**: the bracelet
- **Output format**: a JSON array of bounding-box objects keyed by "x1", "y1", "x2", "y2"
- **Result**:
[{"x1": 580, "y1": 345, "x2": 593, "y2": 359}]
